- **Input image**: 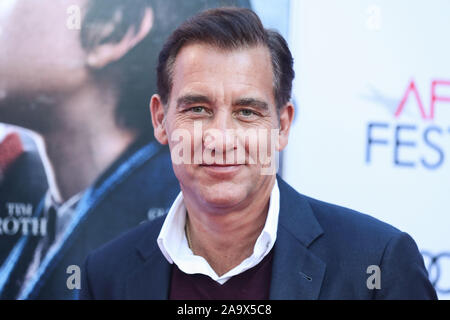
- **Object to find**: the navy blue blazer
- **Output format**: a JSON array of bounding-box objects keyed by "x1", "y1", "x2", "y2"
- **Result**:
[{"x1": 80, "y1": 177, "x2": 437, "y2": 299}]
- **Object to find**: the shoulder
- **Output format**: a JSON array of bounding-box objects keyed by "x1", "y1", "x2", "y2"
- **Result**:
[
  {"x1": 277, "y1": 178, "x2": 437, "y2": 299},
  {"x1": 277, "y1": 176, "x2": 410, "y2": 268},
  {"x1": 80, "y1": 215, "x2": 166, "y2": 299},
  {"x1": 302, "y1": 194, "x2": 436, "y2": 299},
  {"x1": 87, "y1": 214, "x2": 165, "y2": 267},
  {"x1": 278, "y1": 177, "x2": 401, "y2": 242},
  {"x1": 302, "y1": 193, "x2": 408, "y2": 262},
  {"x1": 306, "y1": 194, "x2": 401, "y2": 241},
  {"x1": 277, "y1": 177, "x2": 436, "y2": 299}
]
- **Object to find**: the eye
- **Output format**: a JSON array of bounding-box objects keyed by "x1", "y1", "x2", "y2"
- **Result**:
[
  {"x1": 238, "y1": 109, "x2": 256, "y2": 117},
  {"x1": 190, "y1": 106, "x2": 206, "y2": 113},
  {"x1": 183, "y1": 106, "x2": 212, "y2": 117}
]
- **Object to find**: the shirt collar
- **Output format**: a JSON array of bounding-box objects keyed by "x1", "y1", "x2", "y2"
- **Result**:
[
  {"x1": 43, "y1": 189, "x2": 82, "y2": 236},
  {"x1": 157, "y1": 179, "x2": 280, "y2": 284}
]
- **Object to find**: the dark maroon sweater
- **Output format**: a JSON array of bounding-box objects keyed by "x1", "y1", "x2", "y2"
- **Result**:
[{"x1": 169, "y1": 249, "x2": 274, "y2": 300}]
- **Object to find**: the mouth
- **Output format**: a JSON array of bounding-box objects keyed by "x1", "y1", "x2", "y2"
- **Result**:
[
  {"x1": 200, "y1": 163, "x2": 242, "y2": 167},
  {"x1": 199, "y1": 163, "x2": 243, "y2": 176}
]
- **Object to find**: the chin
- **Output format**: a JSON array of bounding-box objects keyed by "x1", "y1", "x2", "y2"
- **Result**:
[{"x1": 198, "y1": 183, "x2": 247, "y2": 209}]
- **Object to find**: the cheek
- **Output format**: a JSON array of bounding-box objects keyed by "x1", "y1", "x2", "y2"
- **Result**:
[
  {"x1": 166, "y1": 123, "x2": 198, "y2": 166},
  {"x1": 236, "y1": 126, "x2": 278, "y2": 164},
  {"x1": 169, "y1": 117, "x2": 204, "y2": 146}
]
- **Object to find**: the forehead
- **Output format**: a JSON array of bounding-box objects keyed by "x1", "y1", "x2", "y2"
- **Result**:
[{"x1": 169, "y1": 43, "x2": 275, "y2": 106}]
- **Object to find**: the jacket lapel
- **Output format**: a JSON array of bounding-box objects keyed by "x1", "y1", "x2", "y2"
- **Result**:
[
  {"x1": 125, "y1": 177, "x2": 326, "y2": 300},
  {"x1": 126, "y1": 217, "x2": 172, "y2": 299},
  {"x1": 270, "y1": 177, "x2": 326, "y2": 300}
]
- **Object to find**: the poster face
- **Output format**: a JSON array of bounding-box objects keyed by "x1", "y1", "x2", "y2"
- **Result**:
[
  {"x1": 285, "y1": 0, "x2": 450, "y2": 299},
  {"x1": 0, "y1": 0, "x2": 251, "y2": 300}
]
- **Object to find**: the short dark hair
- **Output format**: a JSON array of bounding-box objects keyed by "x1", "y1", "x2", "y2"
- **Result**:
[{"x1": 157, "y1": 7, "x2": 295, "y2": 111}]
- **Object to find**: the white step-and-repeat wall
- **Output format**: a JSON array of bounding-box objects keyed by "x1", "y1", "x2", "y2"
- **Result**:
[{"x1": 283, "y1": 0, "x2": 449, "y2": 299}]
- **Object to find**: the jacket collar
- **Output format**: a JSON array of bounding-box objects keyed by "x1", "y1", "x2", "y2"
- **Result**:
[
  {"x1": 129, "y1": 175, "x2": 326, "y2": 300},
  {"x1": 269, "y1": 176, "x2": 326, "y2": 299},
  {"x1": 127, "y1": 216, "x2": 172, "y2": 299}
]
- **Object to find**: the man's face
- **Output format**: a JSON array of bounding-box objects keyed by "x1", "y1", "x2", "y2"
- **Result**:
[
  {"x1": 0, "y1": 0, "x2": 88, "y2": 99},
  {"x1": 162, "y1": 43, "x2": 282, "y2": 211}
]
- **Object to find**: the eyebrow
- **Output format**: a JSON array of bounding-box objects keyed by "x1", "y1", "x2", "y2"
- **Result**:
[
  {"x1": 176, "y1": 94, "x2": 269, "y2": 111},
  {"x1": 176, "y1": 94, "x2": 212, "y2": 109},
  {"x1": 233, "y1": 97, "x2": 268, "y2": 111}
]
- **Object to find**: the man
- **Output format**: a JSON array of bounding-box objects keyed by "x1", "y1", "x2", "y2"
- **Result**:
[
  {"x1": 0, "y1": 0, "x2": 246, "y2": 299},
  {"x1": 80, "y1": 7, "x2": 437, "y2": 299}
]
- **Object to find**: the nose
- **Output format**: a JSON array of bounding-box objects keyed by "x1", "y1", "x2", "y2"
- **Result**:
[{"x1": 202, "y1": 109, "x2": 237, "y2": 162}]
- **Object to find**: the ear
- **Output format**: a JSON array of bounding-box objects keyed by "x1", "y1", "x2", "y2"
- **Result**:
[
  {"x1": 86, "y1": 8, "x2": 153, "y2": 69},
  {"x1": 277, "y1": 102, "x2": 295, "y2": 151},
  {"x1": 150, "y1": 94, "x2": 168, "y2": 145}
]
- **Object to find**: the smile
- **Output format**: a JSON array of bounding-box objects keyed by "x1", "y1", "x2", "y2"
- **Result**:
[{"x1": 199, "y1": 163, "x2": 243, "y2": 177}]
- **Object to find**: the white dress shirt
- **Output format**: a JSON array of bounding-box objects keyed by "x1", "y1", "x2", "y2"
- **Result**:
[{"x1": 157, "y1": 179, "x2": 280, "y2": 285}]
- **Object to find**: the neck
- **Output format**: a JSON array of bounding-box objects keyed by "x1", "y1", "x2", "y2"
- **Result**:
[
  {"x1": 184, "y1": 176, "x2": 275, "y2": 276},
  {"x1": 36, "y1": 81, "x2": 137, "y2": 202}
]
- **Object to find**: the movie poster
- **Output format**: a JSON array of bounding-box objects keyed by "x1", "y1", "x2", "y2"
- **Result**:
[{"x1": 0, "y1": 0, "x2": 251, "y2": 300}]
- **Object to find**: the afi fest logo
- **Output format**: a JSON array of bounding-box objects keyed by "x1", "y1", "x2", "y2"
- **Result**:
[{"x1": 366, "y1": 79, "x2": 450, "y2": 169}]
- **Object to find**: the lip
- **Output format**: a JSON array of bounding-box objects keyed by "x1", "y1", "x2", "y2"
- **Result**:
[{"x1": 199, "y1": 163, "x2": 243, "y2": 177}]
